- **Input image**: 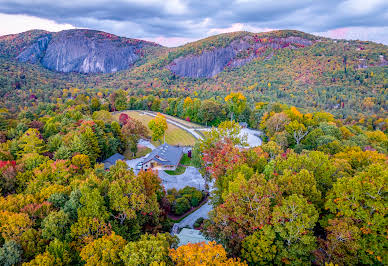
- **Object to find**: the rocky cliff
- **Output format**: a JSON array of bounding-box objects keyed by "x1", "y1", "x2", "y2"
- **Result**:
[
  {"x1": 16, "y1": 29, "x2": 159, "y2": 74},
  {"x1": 167, "y1": 36, "x2": 313, "y2": 78}
]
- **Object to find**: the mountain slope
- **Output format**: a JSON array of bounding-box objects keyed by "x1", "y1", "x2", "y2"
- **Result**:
[
  {"x1": 0, "y1": 29, "x2": 387, "y2": 117},
  {"x1": 1, "y1": 29, "x2": 161, "y2": 74}
]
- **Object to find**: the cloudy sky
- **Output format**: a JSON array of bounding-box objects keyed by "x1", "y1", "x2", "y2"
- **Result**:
[{"x1": 0, "y1": 0, "x2": 387, "y2": 47}]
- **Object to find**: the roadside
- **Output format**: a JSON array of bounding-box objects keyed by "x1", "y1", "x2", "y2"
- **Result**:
[{"x1": 141, "y1": 111, "x2": 204, "y2": 140}]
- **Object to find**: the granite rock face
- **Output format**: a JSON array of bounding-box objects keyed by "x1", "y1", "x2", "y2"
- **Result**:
[
  {"x1": 17, "y1": 29, "x2": 157, "y2": 74},
  {"x1": 16, "y1": 35, "x2": 52, "y2": 64},
  {"x1": 167, "y1": 36, "x2": 313, "y2": 78}
]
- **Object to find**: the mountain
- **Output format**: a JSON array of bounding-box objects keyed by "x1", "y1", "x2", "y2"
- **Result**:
[
  {"x1": 0, "y1": 29, "x2": 160, "y2": 74},
  {"x1": 166, "y1": 32, "x2": 315, "y2": 78},
  {"x1": 0, "y1": 29, "x2": 387, "y2": 117}
]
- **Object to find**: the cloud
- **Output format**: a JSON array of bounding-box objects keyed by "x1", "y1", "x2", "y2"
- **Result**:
[
  {"x1": 0, "y1": 13, "x2": 75, "y2": 36},
  {"x1": 0, "y1": 0, "x2": 387, "y2": 46}
]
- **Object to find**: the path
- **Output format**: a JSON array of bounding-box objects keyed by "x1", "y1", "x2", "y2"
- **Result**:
[
  {"x1": 141, "y1": 111, "x2": 203, "y2": 140},
  {"x1": 176, "y1": 201, "x2": 213, "y2": 229}
]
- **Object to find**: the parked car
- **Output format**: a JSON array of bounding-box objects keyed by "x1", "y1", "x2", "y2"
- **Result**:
[{"x1": 135, "y1": 162, "x2": 143, "y2": 170}]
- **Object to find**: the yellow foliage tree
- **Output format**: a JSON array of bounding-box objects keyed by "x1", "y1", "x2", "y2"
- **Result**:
[{"x1": 169, "y1": 241, "x2": 247, "y2": 266}]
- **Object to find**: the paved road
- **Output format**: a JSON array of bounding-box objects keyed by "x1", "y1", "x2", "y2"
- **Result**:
[
  {"x1": 176, "y1": 201, "x2": 213, "y2": 228},
  {"x1": 142, "y1": 111, "x2": 203, "y2": 140}
]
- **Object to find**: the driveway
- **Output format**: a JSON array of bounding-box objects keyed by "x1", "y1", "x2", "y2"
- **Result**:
[
  {"x1": 197, "y1": 127, "x2": 263, "y2": 147},
  {"x1": 126, "y1": 157, "x2": 145, "y2": 174},
  {"x1": 138, "y1": 139, "x2": 156, "y2": 150},
  {"x1": 142, "y1": 111, "x2": 202, "y2": 140},
  {"x1": 176, "y1": 201, "x2": 213, "y2": 228},
  {"x1": 159, "y1": 166, "x2": 206, "y2": 191}
]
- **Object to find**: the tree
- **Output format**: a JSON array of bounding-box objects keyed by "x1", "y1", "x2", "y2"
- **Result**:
[
  {"x1": 71, "y1": 126, "x2": 100, "y2": 164},
  {"x1": 325, "y1": 163, "x2": 387, "y2": 264},
  {"x1": 264, "y1": 112, "x2": 290, "y2": 137},
  {"x1": 46, "y1": 239, "x2": 72, "y2": 265},
  {"x1": 148, "y1": 113, "x2": 168, "y2": 143},
  {"x1": 199, "y1": 99, "x2": 224, "y2": 126},
  {"x1": 80, "y1": 233, "x2": 127, "y2": 266},
  {"x1": 78, "y1": 184, "x2": 109, "y2": 221},
  {"x1": 285, "y1": 120, "x2": 309, "y2": 145},
  {"x1": 119, "y1": 113, "x2": 129, "y2": 125},
  {"x1": 121, "y1": 117, "x2": 148, "y2": 157},
  {"x1": 315, "y1": 218, "x2": 361, "y2": 265},
  {"x1": 202, "y1": 138, "x2": 246, "y2": 181},
  {"x1": 272, "y1": 194, "x2": 319, "y2": 264},
  {"x1": 70, "y1": 217, "x2": 112, "y2": 248},
  {"x1": 274, "y1": 169, "x2": 322, "y2": 206},
  {"x1": 200, "y1": 121, "x2": 246, "y2": 154},
  {"x1": 71, "y1": 154, "x2": 91, "y2": 171},
  {"x1": 92, "y1": 110, "x2": 112, "y2": 123},
  {"x1": 120, "y1": 233, "x2": 178, "y2": 265},
  {"x1": 0, "y1": 211, "x2": 33, "y2": 242},
  {"x1": 203, "y1": 174, "x2": 280, "y2": 255},
  {"x1": 169, "y1": 241, "x2": 247, "y2": 266},
  {"x1": 225, "y1": 92, "x2": 246, "y2": 121},
  {"x1": 241, "y1": 225, "x2": 277, "y2": 265},
  {"x1": 18, "y1": 128, "x2": 47, "y2": 156},
  {"x1": 41, "y1": 210, "x2": 70, "y2": 240},
  {"x1": 0, "y1": 240, "x2": 22, "y2": 266},
  {"x1": 23, "y1": 252, "x2": 56, "y2": 266},
  {"x1": 108, "y1": 163, "x2": 160, "y2": 226}
]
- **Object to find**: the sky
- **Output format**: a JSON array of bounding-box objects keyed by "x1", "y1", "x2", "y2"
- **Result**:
[{"x1": 0, "y1": 0, "x2": 387, "y2": 47}]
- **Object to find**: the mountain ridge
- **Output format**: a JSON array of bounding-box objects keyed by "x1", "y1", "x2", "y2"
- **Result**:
[{"x1": 0, "y1": 28, "x2": 386, "y2": 117}]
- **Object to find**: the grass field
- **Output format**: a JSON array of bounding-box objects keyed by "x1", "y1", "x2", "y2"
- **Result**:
[
  {"x1": 149, "y1": 112, "x2": 204, "y2": 129},
  {"x1": 123, "y1": 146, "x2": 151, "y2": 160},
  {"x1": 114, "y1": 111, "x2": 197, "y2": 146}
]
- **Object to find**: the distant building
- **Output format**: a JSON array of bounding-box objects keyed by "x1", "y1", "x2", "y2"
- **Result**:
[
  {"x1": 175, "y1": 228, "x2": 208, "y2": 247},
  {"x1": 142, "y1": 143, "x2": 183, "y2": 171},
  {"x1": 102, "y1": 153, "x2": 126, "y2": 169}
]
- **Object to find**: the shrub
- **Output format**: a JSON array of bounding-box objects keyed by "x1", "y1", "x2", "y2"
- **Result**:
[{"x1": 173, "y1": 197, "x2": 190, "y2": 215}]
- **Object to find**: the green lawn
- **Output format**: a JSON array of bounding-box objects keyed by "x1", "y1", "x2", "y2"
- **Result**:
[
  {"x1": 150, "y1": 112, "x2": 203, "y2": 128},
  {"x1": 113, "y1": 111, "x2": 197, "y2": 146},
  {"x1": 164, "y1": 154, "x2": 191, "y2": 175},
  {"x1": 123, "y1": 146, "x2": 151, "y2": 160},
  {"x1": 180, "y1": 154, "x2": 192, "y2": 166},
  {"x1": 164, "y1": 165, "x2": 186, "y2": 175}
]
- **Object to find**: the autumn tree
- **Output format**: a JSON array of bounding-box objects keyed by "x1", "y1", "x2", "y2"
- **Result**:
[
  {"x1": 18, "y1": 128, "x2": 47, "y2": 156},
  {"x1": 285, "y1": 120, "x2": 309, "y2": 145},
  {"x1": 225, "y1": 92, "x2": 247, "y2": 121},
  {"x1": 325, "y1": 163, "x2": 387, "y2": 264},
  {"x1": 169, "y1": 241, "x2": 247, "y2": 266},
  {"x1": 272, "y1": 194, "x2": 319, "y2": 264},
  {"x1": 80, "y1": 233, "x2": 127, "y2": 265},
  {"x1": 121, "y1": 117, "x2": 148, "y2": 156},
  {"x1": 120, "y1": 233, "x2": 178, "y2": 265},
  {"x1": 148, "y1": 113, "x2": 168, "y2": 143},
  {"x1": 203, "y1": 174, "x2": 280, "y2": 255}
]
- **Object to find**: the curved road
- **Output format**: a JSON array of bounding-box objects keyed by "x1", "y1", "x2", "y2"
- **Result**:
[{"x1": 141, "y1": 111, "x2": 203, "y2": 139}]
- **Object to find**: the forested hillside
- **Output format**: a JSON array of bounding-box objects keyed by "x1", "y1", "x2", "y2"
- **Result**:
[
  {"x1": 0, "y1": 29, "x2": 387, "y2": 118},
  {"x1": 0, "y1": 88, "x2": 386, "y2": 265}
]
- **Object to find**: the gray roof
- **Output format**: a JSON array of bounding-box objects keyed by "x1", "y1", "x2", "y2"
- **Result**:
[
  {"x1": 143, "y1": 143, "x2": 183, "y2": 166},
  {"x1": 103, "y1": 153, "x2": 126, "y2": 169},
  {"x1": 176, "y1": 228, "x2": 208, "y2": 246}
]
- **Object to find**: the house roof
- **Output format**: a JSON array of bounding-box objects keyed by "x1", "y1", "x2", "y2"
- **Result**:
[
  {"x1": 143, "y1": 143, "x2": 183, "y2": 166},
  {"x1": 102, "y1": 153, "x2": 126, "y2": 169},
  {"x1": 176, "y1": 228, "x2": 208, "y2": 246}
]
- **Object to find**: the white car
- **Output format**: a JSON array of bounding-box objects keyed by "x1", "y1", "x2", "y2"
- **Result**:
[{"x1": 135, "y1": 162, "x2": 143, "y2": 170}]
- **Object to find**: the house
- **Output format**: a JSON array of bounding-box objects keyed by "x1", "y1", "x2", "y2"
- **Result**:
[
  {"x1": 175, "y1": 228, "x2": 208, "y2": 247},
  {"x1": 102, "y1": 153, "x2": 126, "y2": 169},
  {"x1": 142, "y1": 143, "x2": 183, "y2": 171}
]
